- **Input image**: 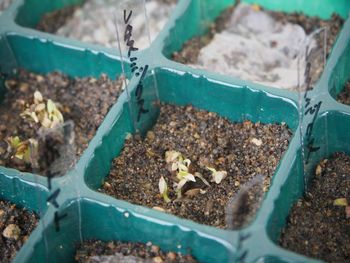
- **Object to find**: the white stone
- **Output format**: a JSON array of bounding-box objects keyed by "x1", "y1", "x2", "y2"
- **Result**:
[
  {"x1": 251, "y1": 138, "x2": 263, "y2": 146},
  {"x1": 3, "y1": 224, "x2": 21, "y2": 240}
]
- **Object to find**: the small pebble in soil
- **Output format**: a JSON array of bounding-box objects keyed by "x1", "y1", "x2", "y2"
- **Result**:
[
  {"x1": 172, "y1": 3, "x2": 343, "y2": 91},
  {"x1": 75, "y1": 240, "x2": 197, "y2": 263},
  {"x1": 280, "y1": 152, "x2": 350, "y2": 262},
  {"x1": 3, "y1": 224, "x2": 21, "y2": 240},
  {"x1": 337, "y1": 80, "x2": 350, "y2": 106},
  {"x1": 0, "y1": 200, "x2": 39, "y2": 263},
  {"x1": 102, "y1": 104, "x2": 292, "y2": 228},
  {"x1": 0, "y1": 69, "x2": 123, "y2": 175}
]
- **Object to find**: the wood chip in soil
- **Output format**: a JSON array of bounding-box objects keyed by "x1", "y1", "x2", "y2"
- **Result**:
[
  {"x1": 337, "y1": 80, "x2": 350, "y2": 106},
  {"x1": 101, "y1": 104, "x2": 292, "y2": 228},
  {"x1": 173, "y1": 5, "x2": 343, "y2": 64},
  {"x1": 280, "y1": 152, "x2": 350, "y2": 262},
  {"x1": 0, "y1": 69, "x2": 123, "y2": 174},
  {"x1": 0, "y1": 200, "x2": 39, "y2": 263},
  {"x1": 75, "y1": 240, "x2": 197, "y2": 263}
]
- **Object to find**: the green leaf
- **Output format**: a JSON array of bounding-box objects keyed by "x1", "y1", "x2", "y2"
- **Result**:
[
  {"x1": 176, "y1": 178, "x2": 188, "y2": 199},
  {"x1": 178, "y1": 163, "x2": 189, "y2": 172},
  {"x1": 183, "y1": 159, "x2": 191, "y2": 167},
  {"x1": 15, "y1": 142, "x2": 28, "y2": 160},
  {"x1": 177, "y1": 170, "x2": 189, "y2": 180},
  {"x1": 10, "y1": 136, "x2": 21, "y2": 149},
  {"x1": 54, "y1": 109, "x2": 64, "y2": 122},
  {"x1": 23, "y1": 146, "x2": 31, "y2": 163},
  {"x1": 31, "y1": 111, "x2": 39, "y2": 123},
  {"x1": 47, "y1": 99, "x2": 56, "y2": 114},
  {"x1": 333, "y1": 198, "x2": 348, "y2": 206},
  {"x1": 159, "y1": 176, "x2": 171, "y2": 203},
  {"x1": 159, "y1": 176, "x2": 168, "y2": 194},
  {"x1": 183, "y1": 173, "x2": 196, "y2": 182}
]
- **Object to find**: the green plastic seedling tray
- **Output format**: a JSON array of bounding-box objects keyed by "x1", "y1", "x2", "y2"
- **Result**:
[{"x1": 0, "y1": 0, "x2": 350, "y2": 262}]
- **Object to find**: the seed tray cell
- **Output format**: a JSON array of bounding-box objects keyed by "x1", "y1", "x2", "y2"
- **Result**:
[{"x1": 0, "y1": 0, "x2": 349, "y2": 262}]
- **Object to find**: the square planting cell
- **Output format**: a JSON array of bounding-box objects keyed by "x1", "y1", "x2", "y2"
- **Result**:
[
  {"x1": 267, "y1": 111, "x2": 350, "y2": 262},
  {"x1": 164, "y1": 0, "x2": 349, "y2": 91},
  {"x1": 0, "y1": 34, "x2": 126, "y2": 177},
  {"x1": 82, "y1": 66, "x2": 299, "y2": 261},
  {"x1": 16, "y1": 0, "x2": 177, "y2": 50},
  {"x1": 0, "y1": 163, "x2": 48, "y2": 263},
  {"x1": 19, "y1": 199, "x2": 234, "y2": 263},
  {"x1": 86, "y1": 67, "x2": 298, "y2": 229}
]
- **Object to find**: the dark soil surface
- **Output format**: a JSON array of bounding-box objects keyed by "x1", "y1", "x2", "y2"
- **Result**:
[
  {"x1": 280, "y1": 152, "x2": 350, "y2": 262},
  {"x1": 36, "y1": 5, "x2": 79, "y2": 33},
  {"x1": 102, "y1": 104, "x2": 292, "y2": 228},
  {"x1": 337, "y1": 81, "x2": 350, "y2": 106},
  {"x1": 0, "y1": 69, "x2": 123, "y2": 175},
  {"x1": 172, "y1": 5, "x2": 343, "y2": 65},
  {"x1": 0, "y1": 200, "x2": 39, "y2": 263},
  {"x1": 76, "y1": 240, "x2": 196, "y2": 263}
]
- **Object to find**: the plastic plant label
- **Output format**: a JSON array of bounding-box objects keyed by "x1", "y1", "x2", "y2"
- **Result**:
[
  {"x1": 226, "y1": 175, "x2": 265, "y2": 230},
  {"x1": 113, "y1": 0, "x2": 160, "y2": 134},
  {"x1": 226, "y1": 175, "x2": 265, "y2": 262},
  {"x1": 27, "y1": 120, "x2": 78, "y2": 260},
  {"x1": 30, "y1": 121, "x2": 76, "y2": 181},
  {"x1": 297, "y1": 28, "x2": 327, "y2": 189},
  {"x1": 31, "y1": 121, "x2": 76, "y2": 229},
  {"x1": 114, "y1": 0, "x2": 152, "y2": 53}
]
